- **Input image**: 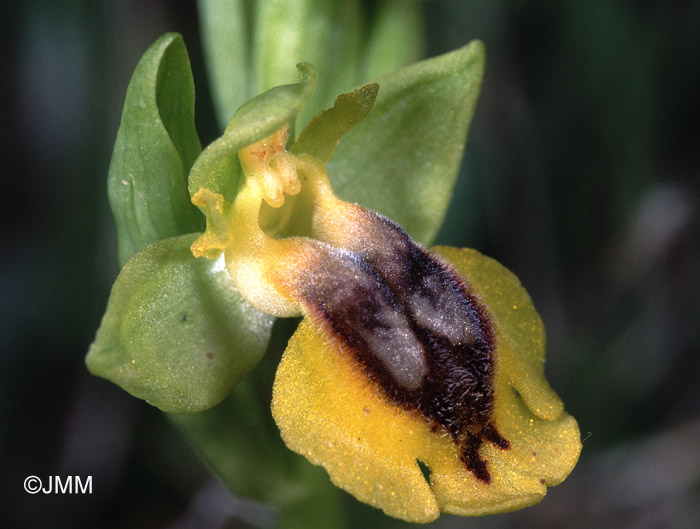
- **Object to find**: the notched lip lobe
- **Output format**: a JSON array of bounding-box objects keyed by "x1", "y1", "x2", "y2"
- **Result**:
[{"x1": 349, "y1": 333, "x2": 511, "y2": 485}]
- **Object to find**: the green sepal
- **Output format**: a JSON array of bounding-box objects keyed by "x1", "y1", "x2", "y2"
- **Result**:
[
  {"x1": 86, "y1": 234, "x2": 274, "y2": 414},
  {"x1": 328, "y1": 40, "x2": 486, "y2": 245},
  {"x1": 292, "y1": 83, "x2": 379, "y2": 163},
  {"x1": 187, "y1": 62, "x2": 317, "y2": 202},
  {"x1": 107, "y1": 33, "x2": 203, "y2": 267}
]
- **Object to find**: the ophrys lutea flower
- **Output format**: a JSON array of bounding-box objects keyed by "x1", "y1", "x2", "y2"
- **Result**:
[
  {"x1": 190, "y1": 119, "x2": 580, "y2": 522},
  {"x1": 87, "y1": 35, "x2": 580, "y2": 524}
]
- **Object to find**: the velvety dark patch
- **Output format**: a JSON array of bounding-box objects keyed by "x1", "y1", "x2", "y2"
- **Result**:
[{"x1": 297, "y1": 212, "x2": 509, "y2": 483}]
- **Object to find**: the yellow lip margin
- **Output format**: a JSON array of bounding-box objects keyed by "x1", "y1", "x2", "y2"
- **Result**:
[{"x1": 271, "y1": 246, "x2": 581, "y2": 523}]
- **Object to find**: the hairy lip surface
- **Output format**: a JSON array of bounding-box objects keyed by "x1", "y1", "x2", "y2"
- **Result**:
[{"x1": 296, "y1": 214, "x2": 509, "y2": 483}]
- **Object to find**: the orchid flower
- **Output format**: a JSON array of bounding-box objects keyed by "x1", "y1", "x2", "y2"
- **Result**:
[{"x1": 87, "y1": 29, "x2": 580, "y2": 524}]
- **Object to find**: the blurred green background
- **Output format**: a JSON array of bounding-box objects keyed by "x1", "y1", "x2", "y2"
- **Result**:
[{"x1": 2, "y1": 1, "x2": 699, "y2": 528}]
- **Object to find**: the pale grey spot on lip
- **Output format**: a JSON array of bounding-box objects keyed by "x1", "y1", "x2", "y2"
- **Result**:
[
  {"x1": 299, "y1": 244, "x2": 429, "y2": 389},
  {"x1": 409, "y1": 274, "x2": 477, "y2": 346},
  {"x1": 359, "y1": 305, "x2": 427, "y2": 389}
]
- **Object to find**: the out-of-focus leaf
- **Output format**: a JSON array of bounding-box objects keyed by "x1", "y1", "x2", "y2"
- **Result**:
[
  {"x1": 197, "y1": 0, "x2": 251, "y2": 130},
  {"x1": 252, "y1": 0, "x2": 361, "y2": 127},
  {"x1": 171, "y1": 320, "x2": 345, "y2": 529},
  {"x1": 328, "y1": 40, "x2": 486, "y2": 245},
  {"x1": 188, "y1": 63, "x2": 316, "y2": 202},
  {"x1": 363, "y1": 0, "x2": 426, "y2": 80},
  {"x1": 86, "y1": 234, "x2": 274, "y2": 414},
  {"x1": 292, "y1": 83, "x2": 378, "y2": 162},
  {"x1": 107, "y1": 33, "x2": 203, "y2": 266}
]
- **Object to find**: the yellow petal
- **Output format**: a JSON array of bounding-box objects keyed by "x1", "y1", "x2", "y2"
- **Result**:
[{"x1": 272, "y1": 246, "x2": 580, "y2": 522}]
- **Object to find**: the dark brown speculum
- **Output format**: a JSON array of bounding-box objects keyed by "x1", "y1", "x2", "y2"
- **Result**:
[{"x1": 297, "y1": 211, "x2": 509, "y2": 483}]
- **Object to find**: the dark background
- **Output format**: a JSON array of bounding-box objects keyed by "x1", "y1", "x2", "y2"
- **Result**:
[{"x1": 2, "y1": 1, "x2": 699, "y2": 528}]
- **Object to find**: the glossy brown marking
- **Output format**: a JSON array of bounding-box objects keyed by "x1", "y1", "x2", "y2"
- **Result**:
[{"x1": 296, "y1": 213, "x2": 509, "y2": 483}]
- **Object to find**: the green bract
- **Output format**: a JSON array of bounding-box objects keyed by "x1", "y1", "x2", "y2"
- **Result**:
[
  {"x1": 198, "y1": 0, "x2": 425, "y2": 131},
  {"x1": 252, "y1": 0, "x2": 361, "y2": 129},
  {"x1": 197, "y1": 0, "x2": 251, "y2": 130}
]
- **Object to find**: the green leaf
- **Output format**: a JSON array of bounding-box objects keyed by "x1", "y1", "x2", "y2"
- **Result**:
[
  {"x1": 86, "y1": 234, "x2": 274, "y2": 414},
  {"x1": 363, "y1": 0, "x2": 426, "y2": 81},
  {"x1": 292, "y1": 83, "x2": 379, "y2": 163},
  {"x1": 188, "y1": 62, "x2": 316, "y2": 201},
  {"x1": 252, "y1": 0, "x2": 362, "y2": 127},
  {"x1": 108, "y1": 33, "x2": 203, "y2": 267},
  {"x1": 197, "y1": 0, "x2": 251, "y2": 130},
  {"x1": 328, "y1": 40, "x2": 486, "y2": 245}
]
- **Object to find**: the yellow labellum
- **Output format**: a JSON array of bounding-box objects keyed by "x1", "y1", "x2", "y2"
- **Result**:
[
  {"x1": 191, "y1": 127, "x2": 581, "y2": 522},
  {"x1": 272, "y1": 248, "x2": 580, "y2": 522}
]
